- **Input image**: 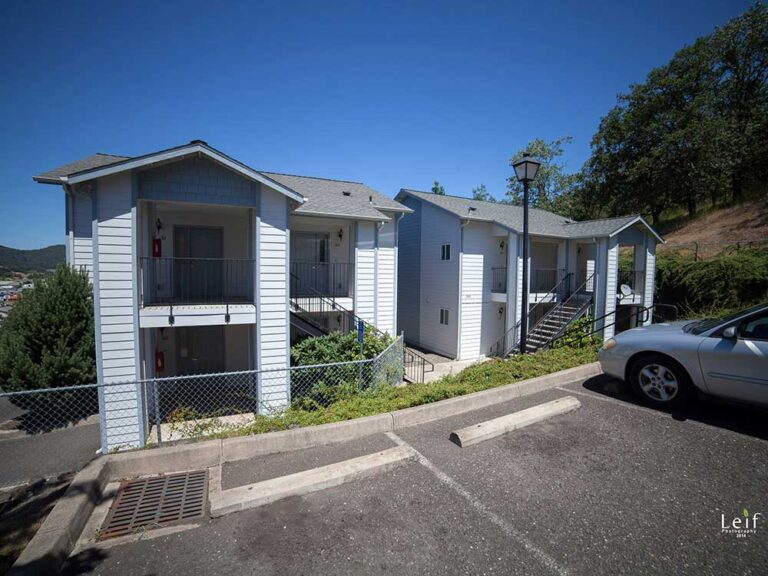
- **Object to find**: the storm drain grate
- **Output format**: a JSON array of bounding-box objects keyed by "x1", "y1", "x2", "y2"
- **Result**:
[{"x1": 100, "y1": 470, "x2": 208, "y2": 539}]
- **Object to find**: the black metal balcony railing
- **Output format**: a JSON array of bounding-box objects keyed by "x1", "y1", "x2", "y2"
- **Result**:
[
  {"x1": 290, "y1": 262, "x2": 354, "y2": 298},
  {"x1": 532, "y1": 268, "x2": 566, "y2": 293},
  {"x1": 491, "y1": 267, "x2": 507, "y2": 293},
  {"x1": 140, "y1": 257, "x2": 254, "y2": 306}
]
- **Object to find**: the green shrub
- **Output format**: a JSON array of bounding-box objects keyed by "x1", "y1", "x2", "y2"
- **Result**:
[
  {"x1": 655, "y1": 248, "x2": 768, "y2": 315},
  {"x1": 553, "y1": 316, "x2": 601, "y2": 348},
  {"x1": 0, "y1": 265, "x2": 97, "y2": 428},
  {"x1": 290, "y1": 326, "x2": 392, "y2": 365},
  {"x1": 290, "y1": 327, "x2": 393, "y2": 410},
  {"x1": 0, "y1": 265, "x2": 96, "y2": 392}
]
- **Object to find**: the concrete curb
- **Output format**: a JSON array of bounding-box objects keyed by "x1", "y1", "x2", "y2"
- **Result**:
[
  {"x1": 210, "y1": 445, "x2": 417, "y2": 517},
  {"x1": 8, "y1": 458, "x2": 109, "y2": 576},
  {"x1": 449, "y1": 396, "x2": 582, "y2": 447},
  {"x1": 390, "y1": 363, "x2": 597, "y2": 428},
  {"x1": 108, "y1": 361, "x2": 601, "y2": 478}
]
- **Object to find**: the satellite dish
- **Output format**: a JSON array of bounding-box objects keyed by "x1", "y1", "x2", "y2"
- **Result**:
[{"x1": 619, "y1": 284, "x2": 633, "y2": 299}]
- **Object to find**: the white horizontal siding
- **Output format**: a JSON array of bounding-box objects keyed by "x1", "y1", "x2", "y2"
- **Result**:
[
  {"x1": 376, "y1": 247, "x2": 396, "y2": 335},
  {"x1": 417, "y1": 203, "x2": 460, "y2": 358},
  {"x1": 355, "y1": 221, "x2": 376, "y2": 325},
  {"x1": 257, "y1": 187, "x2": 289, "y2": 413},
  {"x1": 94, "y1": 172, "x2": 141, "y2": 450},
  {"x1": 643, "y1": 239, "x2": 656, "y2": 324},
  {"x1": 459, "y1": 250, "x2": 484, "y2": 360}
]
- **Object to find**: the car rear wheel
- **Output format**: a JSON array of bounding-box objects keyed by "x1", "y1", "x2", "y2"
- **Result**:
[{"x1": 629, "y1": 354, "x2": 693, "y2": 408}]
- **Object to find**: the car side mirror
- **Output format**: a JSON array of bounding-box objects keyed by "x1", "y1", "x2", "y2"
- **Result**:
[{"x1": 722, "y1": 326, "x2": 737, "y2": 339}]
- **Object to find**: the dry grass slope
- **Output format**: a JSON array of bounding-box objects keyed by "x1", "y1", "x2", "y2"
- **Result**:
[{"x1": 661, "y1": 198, "x2": 768, "y2": 258}]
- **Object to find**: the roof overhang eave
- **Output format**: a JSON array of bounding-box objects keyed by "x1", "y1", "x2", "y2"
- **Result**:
[
  {"x1": 608, "y1": 216, "x2": 665, "y2": 244},
  {"x1": 372, "y1": 204, "x2": 413, "y2": 214},
  {"x1": 32, "y1": 176, "x2": 65, "y2": 185},
  {"x1": 291, "y1": 209, "x2": 392, "y2": 222},
  {"x1": 62, "y1": 144, "x2": 305, "y2": 204}
]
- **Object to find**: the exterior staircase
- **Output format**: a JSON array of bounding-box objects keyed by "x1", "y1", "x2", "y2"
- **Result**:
[
  {"x1": 524, "y1": 294, "x2": 592, "y2": 353},
  {"x1": 288, "y1": 273, "x2": 433, "y2": 383},
  {"x1": 490, "y1": 272, "x2": 595, "y2": 357}
]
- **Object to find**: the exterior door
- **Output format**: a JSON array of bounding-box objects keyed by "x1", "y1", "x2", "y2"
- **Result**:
[
  {"x1": 291, "y1": 232, "x2": 330, "y2": 294},
  {"x1": 697, "y1": 310, "x2": 768, "y2": 405},
  {"x1": 174, "y1": 226, "x2": 223, "y2": 302},
  {"x1": 176, "y1": 326, "x2": 226, "y2": 376}
]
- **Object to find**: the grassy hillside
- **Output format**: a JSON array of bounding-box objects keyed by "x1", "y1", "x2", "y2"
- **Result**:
[
  {"x1": 0, "y1": 245, "x2": 65, "y2": 275},
  {"x1": 659, "y1": 199, "x2": 768, "y2": 258}
]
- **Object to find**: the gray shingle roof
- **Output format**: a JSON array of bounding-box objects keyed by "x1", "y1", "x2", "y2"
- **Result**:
[
  {"x1": 561, "y1": 215, "x2": 641, "y2": 238},
  {"x1": 34, "y1": 147, "x2": 411, "y2": 220},
  {"x1": 262, "y1": 172, "x2": 411, "y2": 221},
  {"x1": 33, "y1": 153, "x2": 130, "y2": 183},
  {"x1": 397, "y1": 189, "x2": 660, "y2": 240}
]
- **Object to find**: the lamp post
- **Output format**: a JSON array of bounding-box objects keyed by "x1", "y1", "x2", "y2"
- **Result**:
[{"x1": 512, "y1": 152, "x2": 541, "y2": 354}]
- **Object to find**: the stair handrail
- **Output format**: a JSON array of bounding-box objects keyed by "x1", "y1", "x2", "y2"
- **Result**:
[
  {"x1": 489, "y1": 271, "x2": 573, "y2": 358},
  {"x1": 547, "y1": 302, "x2": 680, "y2": 349},
  {"x1": 290, "y1": 272, "x2": 375, "y2": 336},
  {"x1": 533, "y1": 296, "x2": 593, "y2": 352},
  {"x1": 527, "y1": 272, "x2": 594, "y2": 338},
  {"x1": 290, "y1": 273, "x2": 435, "y2": 380}
]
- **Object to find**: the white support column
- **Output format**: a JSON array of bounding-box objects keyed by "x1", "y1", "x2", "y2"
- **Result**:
[
  {"x1": 566, "y1": 240, "x2": 578, "y2": 287},
  {"x1": 92, "y1": 172, "x2": 143, "y2": 451},
  {"x1": 602, "y1": 237, "x2": 620, "y2": 340},
  {"x1": 255, "y1": 187, "x2": 290, "y2": 413},
  {"x1": 643, "y1": 238, "x2": 656, "y2": 325},
  {"x1": 505, "y1": 232, "x2": 518, "y2": 333},
  {"x1": 593, "y1": 238, "x2": 608, "y2": 330},
  {"x1": 375, "y1": 218, "x2": 397, "y2": 335},
  {"x1": 556, "y1": 240, "x2": 567, "y2": 278},
  {"x1": 354, "y1": 221, "x2": 376, "y2": 325}
]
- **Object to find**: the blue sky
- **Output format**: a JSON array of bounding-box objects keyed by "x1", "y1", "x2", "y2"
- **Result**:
[{"x1": 0, "y1": 0, "x2": 752, "y2": 249}]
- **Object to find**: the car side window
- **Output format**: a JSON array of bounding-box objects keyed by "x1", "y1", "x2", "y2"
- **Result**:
[{"x1": 739, "y1": 312, "x2": 768, "y2": 341}]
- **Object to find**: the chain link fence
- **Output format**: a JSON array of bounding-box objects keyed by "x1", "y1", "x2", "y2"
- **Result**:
[{"x1": 0, "y1": 336, "x2": 405, "y2": 455}]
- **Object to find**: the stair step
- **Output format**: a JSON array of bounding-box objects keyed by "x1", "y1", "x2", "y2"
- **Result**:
[{"x1": 533, "y1": 327, "x2": 558, "y2": 335}]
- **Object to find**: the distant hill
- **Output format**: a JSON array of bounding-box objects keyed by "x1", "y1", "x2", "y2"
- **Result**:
[{"x1": 0, "y1": 244, "x2": 65, "y2": 274}]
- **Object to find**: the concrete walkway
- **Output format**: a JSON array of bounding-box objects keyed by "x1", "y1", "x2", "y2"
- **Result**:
[{"x1": 423, "y1": 356, "x2": 489, "y2": 383}]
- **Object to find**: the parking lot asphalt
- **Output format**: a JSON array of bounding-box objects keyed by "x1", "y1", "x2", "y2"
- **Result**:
[
  {"x1": 0, "y1": 417, "x2": 99, "y2": 488},
  {"x1": 63, "y1": 375, "x2": 768, "y2": 576}
]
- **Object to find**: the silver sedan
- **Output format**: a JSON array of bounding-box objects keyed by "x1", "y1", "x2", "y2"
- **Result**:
[{"x1": 599, "y1": 302, "x2": 768, "y2": 408}]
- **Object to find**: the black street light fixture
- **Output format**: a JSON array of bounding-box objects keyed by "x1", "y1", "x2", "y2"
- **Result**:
[{"x1": 512, "y1": 152, "x2": 541, "y2": 354}]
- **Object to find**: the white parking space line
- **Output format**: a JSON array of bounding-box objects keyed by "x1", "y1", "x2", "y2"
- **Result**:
[{"x1": 385, "y1": 431, "x2": 568, "y2": 576}]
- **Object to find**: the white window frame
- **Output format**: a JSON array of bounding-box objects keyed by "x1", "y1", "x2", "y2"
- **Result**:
[
  {"x1": 441, "y1": 243, "x2": 451, "y2": 261},
  {"x1": 439, "y1": 308, "x2": 450, "y2": 326}
]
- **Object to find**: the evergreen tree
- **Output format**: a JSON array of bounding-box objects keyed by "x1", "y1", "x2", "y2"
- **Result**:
[
  {"x1": 471, "y1": 184, "x2": 495, "y2": 202},
  {"x1": 0, "y1": 265, "x2": 96, "y2": 394}
]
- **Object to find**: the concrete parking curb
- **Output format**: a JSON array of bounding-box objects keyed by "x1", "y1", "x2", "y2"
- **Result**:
[
  {"x1": 8, "y1": 457, "x2": 109, "y2": 576},
  {"x1": 449, "y1": 396, "x2": 582, "y2": 447},
  {"x1": 109, "y1": 361, "x2": 601, "y2": 477},
  {"x1": 210, "y1": 445, "x2": 417, "y2": 517}
]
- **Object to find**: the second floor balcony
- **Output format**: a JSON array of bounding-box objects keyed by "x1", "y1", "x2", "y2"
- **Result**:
[
  {"x1": 289, "y1": 261, "x2": 354, "y2": 298},
  {"x1": 140, "y1": 257, "x2": 254, "y2": 306},
  {"x1": 489, "y1": 267, "x2": 567, "y2": 295}
]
